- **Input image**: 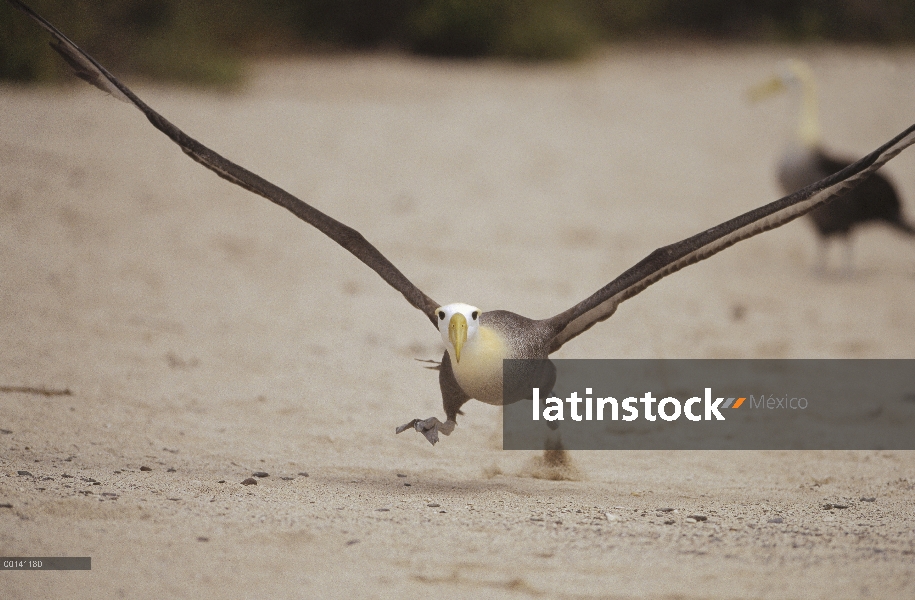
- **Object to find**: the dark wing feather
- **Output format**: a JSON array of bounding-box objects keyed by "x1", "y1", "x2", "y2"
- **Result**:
[
  {"x1": 8, "y1": 0, "x2": 440, "y2": 325},
  {"x1": 546, "y1": 123, "x2": 915, "y2": 352}
]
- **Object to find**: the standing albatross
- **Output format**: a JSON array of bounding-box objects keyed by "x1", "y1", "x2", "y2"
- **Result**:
[
  {"x1": 750, "y1": 59, "x2": 915, "y2": 271},
  {"x1": 9, "y1": 0, "x2": 915, "y2": 445}
]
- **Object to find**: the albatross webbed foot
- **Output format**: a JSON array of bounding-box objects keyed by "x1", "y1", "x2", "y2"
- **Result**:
[{"x1": 395, "y1": 417, "x2": 456, "y2": 445}]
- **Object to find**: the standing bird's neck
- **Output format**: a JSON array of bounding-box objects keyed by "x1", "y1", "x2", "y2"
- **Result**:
[{"x1": 792, "y1": 70, "x2": 821, "y2": 150}]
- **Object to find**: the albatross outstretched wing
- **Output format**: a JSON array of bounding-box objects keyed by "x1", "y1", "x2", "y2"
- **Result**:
[
  {"x1": 546, "y1": 123, "x2": 915, "y2": 352},
  {"x1": 7, "y1": 0, "x2": 441, "y2": 325}
]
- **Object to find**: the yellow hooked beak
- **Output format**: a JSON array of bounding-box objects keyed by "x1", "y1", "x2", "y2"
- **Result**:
[
  {"x1": 747, "y1": 75, "x2": 785, "y2": 103},
  {"x1": 448, "y1": 313, "x2": 468, "y2": 363}
]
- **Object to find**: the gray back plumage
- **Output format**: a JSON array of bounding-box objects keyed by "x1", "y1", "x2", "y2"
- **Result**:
[{"x1": 480, "y1": 311, "x2": 553, "y2": 359}]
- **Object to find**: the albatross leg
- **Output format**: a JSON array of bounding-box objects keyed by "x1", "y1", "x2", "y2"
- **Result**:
[
  {"x1": 395, "y1": 352, "x2": 468, "y2": 445},
  {"x1": 842, "y1": 236, "x2": 855, "y2": 277},
  {"x1": 813, "y1": 238, "x2": 830, "y2": 276},
  {"x1": 395, "y1": 417, "x2": 456, "y2": 445}
]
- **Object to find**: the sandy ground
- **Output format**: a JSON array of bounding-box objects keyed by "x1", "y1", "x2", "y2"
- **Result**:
[{"x1": 2, "y1": 46, "x2": 915, "y2": 598}]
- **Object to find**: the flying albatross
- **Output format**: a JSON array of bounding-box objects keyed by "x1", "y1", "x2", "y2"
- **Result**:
[
  {"x1": 750, "y1": 59, "x2": 915, "y2": 272},
  {"x1": 9, "y1": 0, "x2": 915, "y2": 445}
]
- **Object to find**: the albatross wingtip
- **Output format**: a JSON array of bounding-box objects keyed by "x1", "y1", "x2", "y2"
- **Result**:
[{"x1": 7, "y1": 0, "x2": 131, "y2": 104}]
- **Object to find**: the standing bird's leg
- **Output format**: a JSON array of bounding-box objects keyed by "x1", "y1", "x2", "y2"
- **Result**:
[
  {"x1": 842, "y1": 235, "x2": 855, "y2": 277},
  {"x1": 813, "y1": 238, "x2": 830, "y2": 275}
]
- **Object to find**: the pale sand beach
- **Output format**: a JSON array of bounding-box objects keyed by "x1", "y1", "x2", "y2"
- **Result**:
[{"x1": 1, "y1": 47, "x2": 914, "y2": 598}]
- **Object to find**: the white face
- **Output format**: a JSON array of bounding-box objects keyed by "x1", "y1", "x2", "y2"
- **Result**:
[
  {"x1": 435, "y1": 302, "x2": 481, "y2": 356},
  {"x1": 780, "y1": 59, "x2": 813, "y2": 90}
]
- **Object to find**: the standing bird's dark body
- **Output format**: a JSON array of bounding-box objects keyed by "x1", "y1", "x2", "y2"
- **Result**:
[
  {"x1": 779, "y1": 145, "x2": 915, "y2": 239},
  {"x1": 753, "y1": 60, "x2": 915, "y2": 271}
]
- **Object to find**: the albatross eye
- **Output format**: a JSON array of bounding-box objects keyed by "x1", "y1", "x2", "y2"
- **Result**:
[
  {"x1": 438, "y1": 311, "x2": 445, "y2": 320},
  {"x1": 472, "y1": 311, "x2": 479, "y2": 320}
]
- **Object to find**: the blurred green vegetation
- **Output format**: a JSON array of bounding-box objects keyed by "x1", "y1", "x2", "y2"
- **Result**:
[
  {"x1": 4, "y1": 0, "x2": 915, "y2": 84},
  {"x1": 0, "y1": 0, "x2": 297, "y2": 85}
]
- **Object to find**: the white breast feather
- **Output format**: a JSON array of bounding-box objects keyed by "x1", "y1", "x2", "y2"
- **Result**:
[{"x1": 449, "y1": 326, "x2": 509, "y2": 405}]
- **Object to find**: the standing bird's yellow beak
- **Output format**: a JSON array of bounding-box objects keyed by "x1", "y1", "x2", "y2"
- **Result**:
[
  {"x1": 747, "y1": 75, "x2": 785, "y2": 103},
  {"x1": 448, "y1": 313, "x2": 468, "y2": 363}
]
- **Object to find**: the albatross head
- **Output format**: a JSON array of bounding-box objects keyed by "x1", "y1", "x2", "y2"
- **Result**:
[
  {"x1": 748, "y1": 59, "x2": 820, "y2": 148},
  {"x1": 748, "y1": 59, "x2": 815, "y2": 101},
  {"x1": 435, "y1": 303, "x2": 481, "y2": 363}
]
